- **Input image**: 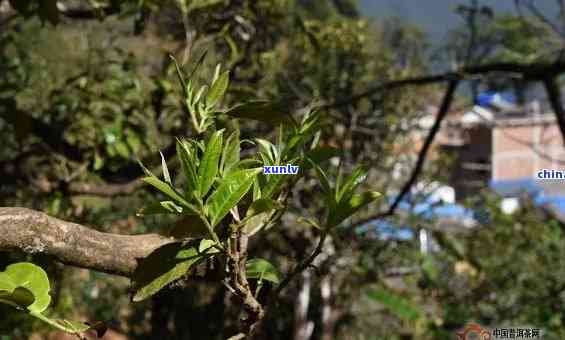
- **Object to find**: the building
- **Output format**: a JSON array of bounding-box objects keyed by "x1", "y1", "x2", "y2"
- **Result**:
[{"x1": 441, "y1": 92, "x2": 565, "y2": 219}]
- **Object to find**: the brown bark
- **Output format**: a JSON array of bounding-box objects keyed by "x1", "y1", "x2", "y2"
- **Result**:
[
  {"x1": 0, "y1": 207, "x2": 174, "y2": 277},
  {"x1": 227, "y1": 232, "x2": 264, "y2": 338}
]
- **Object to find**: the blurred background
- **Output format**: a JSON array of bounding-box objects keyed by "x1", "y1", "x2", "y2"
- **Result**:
[{"x1": 1, "y1": 0, "x2": 565, "y2": 339}]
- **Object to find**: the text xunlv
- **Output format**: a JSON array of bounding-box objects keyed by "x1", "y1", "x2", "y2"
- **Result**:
[{"x1": 263, "y1": 165, "x2": 299, "y2": 175}]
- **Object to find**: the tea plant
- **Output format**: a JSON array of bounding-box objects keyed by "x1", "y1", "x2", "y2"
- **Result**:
[{"x1": 1, "y1": 58, "x2": 381, "y2": 339}]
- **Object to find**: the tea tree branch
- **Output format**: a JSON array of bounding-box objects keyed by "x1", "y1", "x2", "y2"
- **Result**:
[{"x1": 0, "y1": 207, "x2": 174, "y2": 277}]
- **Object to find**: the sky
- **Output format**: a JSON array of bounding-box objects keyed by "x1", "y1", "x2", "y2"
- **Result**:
[{"x1": 359, "y1": 0, "x2": 558, "y2": 42}]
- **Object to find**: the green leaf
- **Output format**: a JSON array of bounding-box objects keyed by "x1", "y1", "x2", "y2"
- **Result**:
[
  {"x1": 336, "y1": 166, "x2": 368, "y2": 202},
  {"x1": 308, "y1": 159, "x2": 332, "y2": 194},
  {"x1": 114, "y1": 141, "x2": 130, "y2": 158},
  {"x1": 284, "y1": 134, "x2": 305, "y2": 156},
  {"x1": 212, "y1": 64, "x2": 221, "y2": 84},
  {"x1": 299, "y1": 108, "x2": 320, "y2": 135},
  {"x1": 169, "y1": 55, "x2": 188, "y2": 97},
  {"x1": 328, "y1": 191, "x2": 381, "y2": 227},
  {"x1": 194, "y1": 86, "x2": 207, "y2": 106},
  {"x1": 226, "y1": 159, "x2": 262, "y2": 176},
  {"x1": 246, "y1": 198, "x2": 282, "y2": 218},
  {"x1": 198, "y1": 239, "x2": 220, "y2": 254},
  {"x1": 0, "y1": 263, "x2": 51, "y2": 313},
  {"x1": 176, "y1": 139, "x2": 199, "y2": 198},
  {"x1": 297, "y1": 217, "x2": 322, "y2": 230},
  {"x1": 252, "y1": 177, "x2": 261, "y2": 200},
  {"x1": 0, "y1": 264, "x2": 103, "y2": 337},
  {"x1": 206, "y1": 168, "x2": 262, "y2": 227},
  {"x1": 207, "y1": 70, "x2": 230, "y2": 107},
  {"x1": 221, "y1": 130, "x2": 240, "y2": 175},
  {"x1": 262, "y1": 173, "x2": 293, "y2": 199},
  {"x1": 0, "y1": 286, "x2": 35, "y2": 309},
  {"x1": 241, "y1": 212, "x2": 273, "y2": 236},
  {"x1": 126, "y1": 133, "x2": 141, "y2": 153},
  {"x1": 136, "y1": 201, "x2": 184, "y2": 216},
  {"x1": 93, "y1": 152, "x2": 104, "y2": 171},
  {"x1": 246, "y1": 258, "x2": 280, "y2": 284},
  {"x1": 224, "y1": 100, "x2": 293, "y2": 125},
  {"x1": 239, "y1": 198, "x2": 281, "y2": 236},
  {"x1": 255, "y1": 138, "x2": 279, "y2": 165},
  {"x1": 132, "y1": 242, "x2": 207, "y2": 302},
  {"x1": 0, "y1": 273, "x2": 14, "y2": 292},
  {"x1": 138, "y1": 159, "x2": 155, "y2": 177},
  {"x1": 160, "y1": 151, "x2": 172, "y2": 186},
  {"x1": 141, "y1": 177, "x2": 194, "y2": 212},
  {"x1": 366, "y1": 288, "x2": 421, "y2": 322},
  {"x1": 199, "y1": 130, "x2": 224, "y2": 197}
]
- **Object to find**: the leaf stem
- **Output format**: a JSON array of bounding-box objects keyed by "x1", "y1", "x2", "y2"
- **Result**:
[
  {"x1": 197, "y1": 205, "x2": 223, "y2": 251},
  {"x1": 29, "y1": 311, "x2": 82, "y2": 334}
]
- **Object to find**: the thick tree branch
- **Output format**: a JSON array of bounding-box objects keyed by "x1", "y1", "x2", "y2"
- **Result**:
[
  {"x1": 543, "y1": 76, "x2": 565, "y2": 145},
  {"x1": 55, "y1": 2, "x2": 122, "y2": 20},
  {"x1": 324, "y1": 60, "x2": 565, "y2": 109},
  {"x1": 0, "y1": 207, "x2": 174, "y2": 277}
]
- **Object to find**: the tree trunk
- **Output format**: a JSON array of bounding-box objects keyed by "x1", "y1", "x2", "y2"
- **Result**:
[
  {"x1": 320, "y1": 275, "x2": 336, "y2": 340},
  {"x1": 293, "y1": 271, "x2": 313, "y2": 340}
]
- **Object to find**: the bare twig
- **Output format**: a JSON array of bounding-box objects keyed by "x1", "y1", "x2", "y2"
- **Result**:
[
  {"x1": 346, "y1": 79, "x2": 460, "y2": 227},
  {"x1": 275, "y1": 230, "x2": 328, "y2": 295}
]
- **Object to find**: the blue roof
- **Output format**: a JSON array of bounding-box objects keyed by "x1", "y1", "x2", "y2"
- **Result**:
[
  {"x1": 363, "y1": 177, "x2": 565, "y2": 239},
  {"x1": 534, "y1": 195, "x2": 565, "y2": 210},
  {"x1": 489, "y1": 178, "x2": 543, "y2": 197},
  {"x1": 491, "y1": 177, "x2": 565, "y2": 216},
  {"x1": 477, "y1": 91, "x2": 517, "y2": 107},
  {"x1": 361, "y1": 193, "x2": 475, "y2": 240},
  {"x1": 385, "y1": 192, "x2": 475, "y2": 220},
  {"x1": 364, "y1": 220, "x2": 414, "y2": 240}
]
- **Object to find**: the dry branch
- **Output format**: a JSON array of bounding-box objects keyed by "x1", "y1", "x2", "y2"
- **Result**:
[{"x1": 346, "y1": 79, "x2": 460, "y2": 227}]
